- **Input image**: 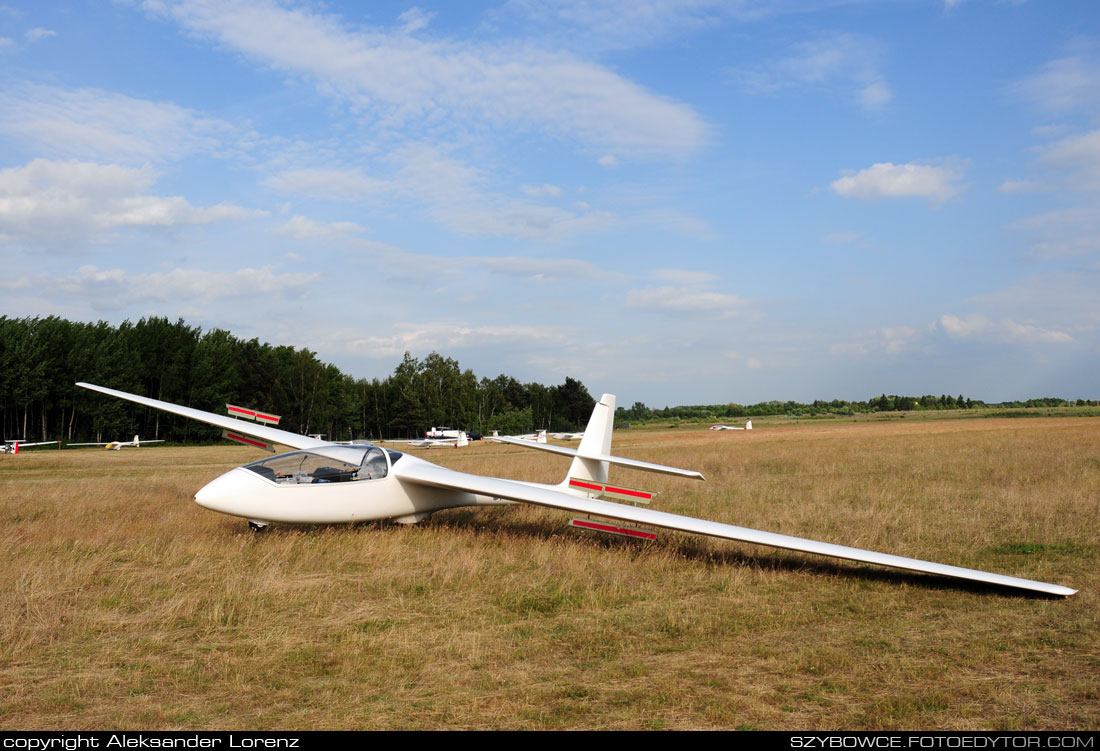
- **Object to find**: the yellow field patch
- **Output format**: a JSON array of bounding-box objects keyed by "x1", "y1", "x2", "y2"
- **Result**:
[{"x1": 1, "y1": 419, "x2": 1097, "y2": 729}]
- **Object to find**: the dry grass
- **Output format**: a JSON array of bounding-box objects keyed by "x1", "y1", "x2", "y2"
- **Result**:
[{"x1": 1, "y1": 417, "x2": 1097, "y2": 730}]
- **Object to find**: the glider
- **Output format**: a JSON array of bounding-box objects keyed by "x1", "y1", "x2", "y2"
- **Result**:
[
  {"x1": 74, "y1": 382, "x2": 1075, "y2": 597},
  {"x1": 69, "y1": 434, "x2": 166, "y2": 450},
  {"x1": 407, "y1": 432, "x2": 470, "y2": 449},
  {"x1": 711, "y1": 421, "x2": 752, "y2": 430},
  {"x1": 2, "y1": 439, "x2": 61, "y2": 454}
]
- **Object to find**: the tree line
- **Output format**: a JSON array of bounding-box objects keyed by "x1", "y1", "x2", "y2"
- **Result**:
[
  {"x1": 0, "y1": 316, "x2": 596, "y2": 443},
  {"x1": 4, "y1": 316, "x2": 1095, "y2": 443},
  {"x1": 616, "y1": 393, "x2": 1099, "y2": 424}
]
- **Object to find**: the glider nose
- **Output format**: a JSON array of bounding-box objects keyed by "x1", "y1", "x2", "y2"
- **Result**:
[{"x1": 195, "y1": 468, "x2": 254, "y2": 516}]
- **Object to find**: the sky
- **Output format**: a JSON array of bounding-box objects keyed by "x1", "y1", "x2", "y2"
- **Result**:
[{"x1": 1, "y1": 0, "x2": 1098, "y2": 406}]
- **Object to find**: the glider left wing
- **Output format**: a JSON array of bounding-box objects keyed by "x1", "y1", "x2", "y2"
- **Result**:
[
  {"x1": 393, "y1": 461, "x2": 1076, "y2": 597},
  {"x1": 76, "y1": 383, "x2": 329, "y2": 452}
]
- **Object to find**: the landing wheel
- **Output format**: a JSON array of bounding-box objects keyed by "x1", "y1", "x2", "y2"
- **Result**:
[{"x1": 248, "y1": 521, "x2": 268, "y2": 533}]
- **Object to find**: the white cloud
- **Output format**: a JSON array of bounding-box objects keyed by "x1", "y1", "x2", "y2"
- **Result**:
[
  {"x1": 624, "y1": 285, "x2": 749, "y2": 318},
  {"x1": 25, "y1": 27, "x2": 56, "y2": 42},
  {"x1": 397, "y1": 7, "x2": 435, "y2": 34},
  {"x1": 939, "y1": 314, "x2": 1073, "y2": 344},
  {"x1": 598, "y1": 155, "x2": 618, "y2": 167},
  {"x1": 142, "y1": 0, "x2": 709, "y2": 159},
  {"x1": 0, "y1": 37, "x2": 15, "y2": 50},
  {"x1": 1012, "y1": 47, "x2": 1100, "y2": 116},
  {"x1": 1039, "y1": 129, "x2": 1100, "y2": 190},
  {"x1": 495, "y1": 0, "x2": 727, "y2": 52},
  {"x1": 264, "y1": 168, "x2": 394, "y2": 201},
  {"x1": 997, "y1": 179, "x2": 1040, "y2": 194},
  {"x1": 433, "y1": 201, "x2": 613, "y2": 239},
  {"x1": 467, "y1": 255, "x2": 624, "y2": 282},
  {"x1": 830, "y1": 160, "x2": 966, "y2": 204},
  {"x1": 521, "y1": 183, "x2": 563, "y2": 198},
  {"x1": 30, "y1": 264, "x2": 319, "y2": 311},
  {"x1": 279, "y1": 214, "x2": 370, "y2": 240},
  {"x1": 1009, "y1": 207, "x2": 1100, "y2": 259},
  {"x1": 336, "y1": 321, "x2": 575, "y2": 358},
  {"x1": 0, "y1": 83, "x2": 236, "y2": 163},
  {"x1": 650, "y1": 268, "x2": 719, "y2": 284},
  {"x1": 731, "y1": 32, "x2": 893, "y2": 113},
  {"x1": 822, "y1": 230, "x2": 862, "y2": 245},
  {"x1": 0, "y1": 158, "x2": 265, "y2": 246}
]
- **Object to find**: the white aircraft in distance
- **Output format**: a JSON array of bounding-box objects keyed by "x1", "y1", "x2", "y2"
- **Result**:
[
  {"x1": 407, "y1": 432, "x2": 470, "y2": 449},
  {"x1": 710, "y1": 420, "x2": 752, "y2": 431},
  {"x1": 551, "y1": 431, "x2": 585, "y2": 441},
  {"x1": 69, "y1": 434, "x2": 166, "y2": 450},
  {"x1": 1, "y1": 439, "x2": 61, "y2": 454},
  {"x1": 515, "y1": 429, "x2": 548, "y2": 444},
  {"x1": 74, "y1": 382, "x2": 1076, "y2": 597}
]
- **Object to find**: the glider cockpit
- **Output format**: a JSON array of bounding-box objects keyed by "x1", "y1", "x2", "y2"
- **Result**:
[{"x1": 244, "y1": 445, "x2": 398, "y2": 485}]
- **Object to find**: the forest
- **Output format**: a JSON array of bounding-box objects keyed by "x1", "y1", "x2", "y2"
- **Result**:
[
  {"x1": 2, "y1": 316, "x2": 1095, "y2": 443},
  {"x1": 0, "y1": 316, "x2": 596, "y2": 443}
]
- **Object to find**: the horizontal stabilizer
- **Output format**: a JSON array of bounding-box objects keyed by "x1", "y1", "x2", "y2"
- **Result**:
[{"x1": 491, "y1": 435, "x2": 703, "y2": 480}]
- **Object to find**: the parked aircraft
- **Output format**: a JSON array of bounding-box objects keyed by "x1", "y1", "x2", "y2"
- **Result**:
[
  {"x1": 711, "y1": 420, "x2": 752, "y2": 430},
  {"x1": 69, "y1": 434, "x2": 166, "y2": 450},
  {"x1": 74, "y1": 382, "x2": 1075, "y2": 597},
  {"x1": 551, "y1": 431, "x2": 585, "y2": 441},
  {"x1": 2, "y1": 439, "x2": 61, "y2": 454},
  {"x1": 408, "y1": 432, "x2": 470, "y2": 449}
]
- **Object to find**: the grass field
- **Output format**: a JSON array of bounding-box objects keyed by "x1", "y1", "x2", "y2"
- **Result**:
[{"x1": 1, "y1": 416, "x2": 1097, "y2": 730}]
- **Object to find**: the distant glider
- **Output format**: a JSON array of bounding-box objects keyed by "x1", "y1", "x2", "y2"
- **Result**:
[
  {"x1": 69, "y1": 434, "x2": 165, "y2": 450},
  {"x1": 710, "y1": 420, "x2": 752, "y2": 431},
  {"x1": 2, "y1": 439, "x2": 61, "y2": 454},
  {"x1": 74, "y1": 382, "x2": 1076, "y2": 597}
]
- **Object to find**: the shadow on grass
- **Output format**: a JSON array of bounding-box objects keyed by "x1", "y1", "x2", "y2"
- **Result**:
[{"x1": 225, "y1": 507, "x2": 1061, "y2": 600}]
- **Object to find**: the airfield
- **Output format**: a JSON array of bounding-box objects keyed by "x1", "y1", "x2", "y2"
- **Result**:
[{"x1": 1, "y1": 414, "x2": 1096, "y2": 730}]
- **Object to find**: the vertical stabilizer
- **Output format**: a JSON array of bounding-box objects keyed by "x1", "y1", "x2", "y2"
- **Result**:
[{"x1": 563, "y1": 394, "x2": 616, "y2": 486}]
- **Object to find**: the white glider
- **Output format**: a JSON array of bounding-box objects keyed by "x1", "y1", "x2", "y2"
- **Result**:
[
  {"x1": 2, "y1": 439, "x2": 61, "y2": 454},
  {"x1": 69, "y1": 434, "x2": 166, "y2": 450},
  {"x1": 75, "y1": 382, "x2": 1075, "y2": 597}
]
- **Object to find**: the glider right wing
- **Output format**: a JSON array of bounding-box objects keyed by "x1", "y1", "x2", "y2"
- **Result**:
[{"x1": 394, "y1": 461, "x2": 1076, "y2": 597}]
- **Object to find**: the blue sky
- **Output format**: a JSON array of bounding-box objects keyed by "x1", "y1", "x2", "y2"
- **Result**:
[{"x1": 2, "y1": 0, "x2": 1098, "y2": 406}]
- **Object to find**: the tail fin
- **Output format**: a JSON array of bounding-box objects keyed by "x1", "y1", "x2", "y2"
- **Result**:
[
  {"x1": 457, "y1": 432, "x2": 469, "y2": 448},
  {"x1": 133, "y1": 435, "x2": 139, "y2": 444},
  {"x1": 564, "y1": 394, "x2": 616, "y2": 484}
]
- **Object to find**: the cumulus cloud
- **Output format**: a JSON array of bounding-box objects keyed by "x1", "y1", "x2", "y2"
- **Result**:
[
  {"x1": 337, "y1": 321, "x2": 575, "y2": 358},
  {"x1": 730, "y1": 31, "x2": 893, "y2": 113},
  {"x1": 0, "y1": 83, "x2": 237, "y2": 163},
  {"x1": 279, "y1": 214, "x2": 374, "y2": 241},
  {"x1": 29, "y1": 264, "x2": 319, "y2": 311},
  {"x1": 25, "y1": 27, "x2": 56, "y2": 42},
  {"x1": 467, "y1": 255, "x2": 624, "y2": 282},
  {"x1": 830, "y1": 160, "x2": 966, "y2": 204},
  {"x1": 521, "y1": 184, "x2": 564, "y2": 198},
  {"x1": 650, "y1": 268, "x2": 719, "y2": 284},
  {"x1": 939, "y1": 314, "x2": 1072, "y2": 343},
  {"x1": 142, "y1": 0, "x2": 709, "y2": 159},
  {"x1": 1012, "y1": 47, "x2": 1100, "y2": 116},
  {"x1": 624, "y1": 285, "x2": 749, "y2": 318},
  {"x1": 0, "y1": 158, "x2": 265, "y2": 247},
  {"x1": 264, "y1": 168, "x2": 393, "y2": 201},
  {"x1": 1010, "y1": 207, "x2": 1100, "y2": 259},
  {"x1": 1038, "y1": 129, "x2": 1100, "y2": 191}
]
